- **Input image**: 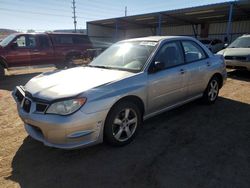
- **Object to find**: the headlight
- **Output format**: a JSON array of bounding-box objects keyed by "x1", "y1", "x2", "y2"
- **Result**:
[{"x1": 46, "y1": 98, "x2": 87, "y2": 115}]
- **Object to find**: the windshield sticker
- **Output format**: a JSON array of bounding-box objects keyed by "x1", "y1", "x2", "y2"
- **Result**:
[{"x1": 139, "y1": 42, "x2": 157, "y2": 46}]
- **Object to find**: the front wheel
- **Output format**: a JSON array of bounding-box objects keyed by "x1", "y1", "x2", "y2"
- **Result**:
[
  {"x1": 202, "y1": 77, "x2": 220, "y2": 104},
  {"x1": 104, "y1": 101, "x2": 142, "y2": 146}
]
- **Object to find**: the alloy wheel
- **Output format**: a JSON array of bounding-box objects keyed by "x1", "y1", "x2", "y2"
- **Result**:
[
  {"x1": 208, "y1": 79, "x2": 219, "y2": 101},
  {"x1": 112, "y1": 108, "x2": 138, "y2": 142}
]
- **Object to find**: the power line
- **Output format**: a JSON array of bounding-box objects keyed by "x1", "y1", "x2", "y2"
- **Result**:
[{"x1": 0, "y1": 8, "x2": 72, "y2": 17}]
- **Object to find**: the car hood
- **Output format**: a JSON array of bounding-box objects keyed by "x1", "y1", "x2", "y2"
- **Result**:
[
  {"x1": 220, "y1": 48, "x2": 250, "y2": 56},
  {"x1": 25, "y1": 67, "x2": 134, "y2": 101}
]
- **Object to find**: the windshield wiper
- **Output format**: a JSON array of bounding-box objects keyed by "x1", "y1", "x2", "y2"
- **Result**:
[{"x1": 87, "y1": 65, "x2": 111, "y2": 69}]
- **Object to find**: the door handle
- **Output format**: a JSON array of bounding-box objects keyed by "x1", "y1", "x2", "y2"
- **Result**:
[
  {"x1": 207, "y1": 62, "x2": 211, "y2": 67},
  {"x1": 180, "y1": 69, "x2": 185, "y2": 74}
]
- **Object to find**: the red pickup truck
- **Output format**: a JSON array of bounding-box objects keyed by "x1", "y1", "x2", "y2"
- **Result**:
[{"x1": 0, "y1": 32, "x2": 92, "y2": 76}]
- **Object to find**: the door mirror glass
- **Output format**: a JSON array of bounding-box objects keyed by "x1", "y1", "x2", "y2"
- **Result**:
[
  {"x1": 10, "y1": 42, "x2": 18, "y2": 49},
  {"x1": 149, "y1": 61, "x2": 164, "y2": 73}
]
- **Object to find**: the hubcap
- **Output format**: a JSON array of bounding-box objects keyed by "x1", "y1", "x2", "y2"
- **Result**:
[
  {"x1": 208, "y1": 80, "x2": 219, "y2": 101},
  {"x1": 112, "y1": 108, "x2": 138, "y2": 142}
]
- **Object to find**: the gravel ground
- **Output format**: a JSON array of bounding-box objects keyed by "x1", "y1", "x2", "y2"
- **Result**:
[{"x1": 0, "y1": 68, "x2": 250, "y2": 188}]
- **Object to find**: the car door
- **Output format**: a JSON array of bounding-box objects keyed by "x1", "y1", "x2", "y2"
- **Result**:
[
  {"x1": 29, "y1": 35, "x2": 55, "y2": 65},
  {"x1": 181, "y1": 40, "x2": 210, "y2": 98},
  {"x1": 5, "y1": 35, "x2": 31, "y2": 67},
  {"x1": 147, "y1": 41, "x2": 188, "y2": 114}
]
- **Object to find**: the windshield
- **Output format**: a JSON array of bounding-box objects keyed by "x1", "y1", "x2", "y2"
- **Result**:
[
  {"x1": 0, "y1": 34, "x2": 16, "y2": 47},
  {"x1": 89, "y1": 41, "x2": 158, "y2": 72},
  {"x1": 228, "y1": 37, "x2": 250, "y2": 48}
]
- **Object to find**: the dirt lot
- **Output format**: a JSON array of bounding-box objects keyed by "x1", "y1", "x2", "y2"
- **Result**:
[{"x1": 0, "y1": 68, "x2": 250, "y2": 188}]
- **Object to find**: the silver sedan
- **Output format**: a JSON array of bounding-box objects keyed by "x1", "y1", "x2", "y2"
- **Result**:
[{"x1": 13, "y1": 36, "x2": 227, "y2": 149}]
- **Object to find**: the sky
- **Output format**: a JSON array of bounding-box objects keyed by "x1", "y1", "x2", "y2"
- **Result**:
[{"x1": 0, "y1": 0, "x2": 233, "y2": 32}]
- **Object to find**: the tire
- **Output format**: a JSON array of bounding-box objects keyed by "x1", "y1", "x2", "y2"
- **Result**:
[
  {"x1": 0, "y1": 64, "x2": 5, "y2": 77},
  {"x1": 65, "y1": 56, "x2": 76, "y2": 68},
  {"x1": 55, "y1": 56, "x2": 75, "y2": 69},
  {"x1": 55, "y1": 63, "x2": 66, "y2": 69},
  {"x1": 202, "y1": 76, "x2": 220, "y2": 104},
  {"x1": 104, "y1": 101, "x2": 142, "y2": 146}
]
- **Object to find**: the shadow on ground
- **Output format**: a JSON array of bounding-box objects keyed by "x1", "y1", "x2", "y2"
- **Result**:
[
  {"x1": 0, "y1": 73, "x2": 41, "y2": 91},
  {"x1": 7, "y1": 97, "x2": 250, "y2": 188},
  {"x1": 227, "y1": 70, "x2": 250, "y2": 82}
]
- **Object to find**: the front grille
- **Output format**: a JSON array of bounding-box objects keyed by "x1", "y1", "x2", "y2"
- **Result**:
[
  {"x1": 36, "y1": 103, "x2": 48, "y2": 113},
  {"x1": 225, "y1": 56, "x2": 247, "y2": 61},
  {"x1": 15, "y1": 89, "x2": 24, "y2": 103},
  {"x1": 15, "y1": 86, "x2": 49, "y2": 114},
  {"x1": 25, "y1": 91, "x2": 33, "y2": 98},
  {"x1": 23, "y1": 98, "x2": 31, "y2": 113}
]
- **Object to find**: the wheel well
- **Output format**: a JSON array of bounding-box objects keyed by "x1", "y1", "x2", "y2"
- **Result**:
[
  {"x1": 66, "y1": 52, "x2": 81, "y2": 60},
  {"x1": 212, "y1": 73, "x2": 223, "y2": 88},
  {"x1": 111, "y1": 95, "x2": 145, "y2": 117}
]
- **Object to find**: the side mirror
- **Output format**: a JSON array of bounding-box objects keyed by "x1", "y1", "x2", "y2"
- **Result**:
[
  {"x1": 149, "y1": 61, "x2": 164, "y2": 73},
  {"x1": 223, "y1": 43, "x2": 228, "y2": 49},
  {"x1": 10, "y1": 42, "x2": 18, "y2": 49}
]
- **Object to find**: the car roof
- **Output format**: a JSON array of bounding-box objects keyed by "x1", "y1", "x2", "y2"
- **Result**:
[{"x1": 121, "y1": 36, "x2": 196, "y2": 43}]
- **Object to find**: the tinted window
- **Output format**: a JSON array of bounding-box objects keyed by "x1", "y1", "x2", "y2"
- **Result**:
[
  {"x1": 38, "y1": 35, "x2": 50, "y2": 49},
  {"x1": 53, "y1": 35, "x2": 73, "y2": 44},
  {"x1": 200, "y1": 40, "x2": 211, "y2": 44},
  {"x1": 211, "y1": 39, "x2": 222, "y2": 45},
  {"x1": 72, "y1": 36, "x2": 90, "y2": 44},
  {"x1": 182, "y1": 41, "x2": 206, "y2": 63},
  {"x1": 155, "y1": 41, "x2": 184, "y2": 68},
  {"x1": 27, "y1": 36, "x2": 36, "y2": 47}
]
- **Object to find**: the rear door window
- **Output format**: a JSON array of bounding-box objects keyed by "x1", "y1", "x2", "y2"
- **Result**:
[
  {"x1": 38, "y1": 35, "x2": 51, "y2": 49},
  {"x1": 53, "y1": 35, "x2": 73, "y2": 44},
  {"x1": 182, "y1": 41, "x2": 207, "y2": 63}
]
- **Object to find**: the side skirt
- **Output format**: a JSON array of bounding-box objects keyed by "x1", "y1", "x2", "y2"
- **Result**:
[{"x1": 143, "y1": 94, "x2": 203, "y2": 121}]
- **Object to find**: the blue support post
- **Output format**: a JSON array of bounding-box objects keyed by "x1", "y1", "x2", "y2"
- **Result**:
[
  {"x1": 226, "y1": 3, "x2": 233, "y2": 43},
  {"x1": 157, "y1": 14, "x2": 162, "y2": 36}
]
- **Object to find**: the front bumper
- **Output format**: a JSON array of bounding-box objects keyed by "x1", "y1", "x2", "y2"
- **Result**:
[
  {"x1": 12, "y1": 87, "x2": 108, "y2": 149},
  {"x1": 225, "y1": 60, "x2": 250, "y2": 71}
]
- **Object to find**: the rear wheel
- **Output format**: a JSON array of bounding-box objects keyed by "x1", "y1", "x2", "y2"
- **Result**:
[
  {"x1": 104, "y1": 101, "x2": 141, "y2": 146},
  {"x1": 65, "y1": 56, "x2": 77, "y2": 68},
  {"x1": 202, "y1": 76, "x2": 220, "y2": 104},
  {"x1": 55, "y1": 56, "x2": 76, "y2": 69}
]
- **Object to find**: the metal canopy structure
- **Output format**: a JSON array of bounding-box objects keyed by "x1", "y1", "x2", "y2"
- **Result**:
[
  {"x1": 87, "y1": 1, "x2": 250, "y2": 46},
  {"x1": 89, "y1": 1, "x2": 249, "y2": 28}
]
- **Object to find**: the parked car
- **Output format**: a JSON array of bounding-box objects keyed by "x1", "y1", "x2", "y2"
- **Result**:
[
  {"x1": 13, "y1": 36, "x2": 227, "y2": 149},
  {"x1": 0, "y1": 32, "x2": 93, "y2": 76},
  {"x1": 217, "y1": 34, "x2": 250, "y2": 71},
  {"x1": 200, "y1": 38, "x2": 224, "y2": 53}
]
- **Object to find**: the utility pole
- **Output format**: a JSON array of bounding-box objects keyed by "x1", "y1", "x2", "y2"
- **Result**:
[
  {"x1": 125, "y1": 6, "x2": 127, "y2": 16},
  {"x1": 72, "y1": 0, "x2": 77, "y2": 32}
]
